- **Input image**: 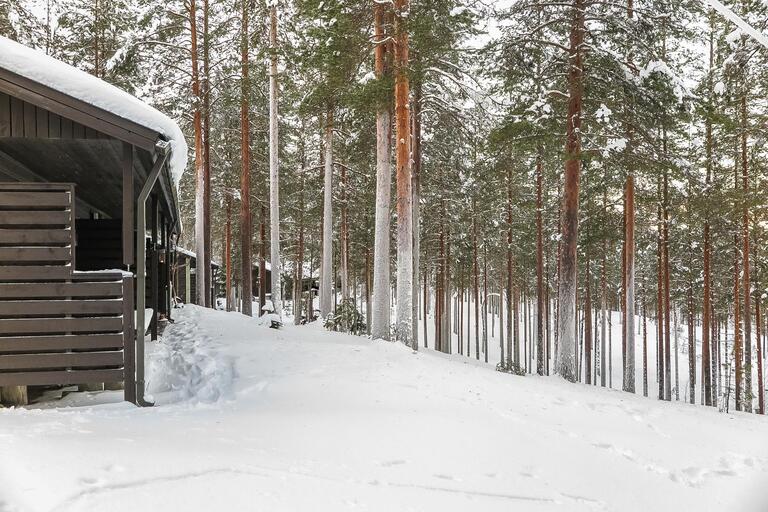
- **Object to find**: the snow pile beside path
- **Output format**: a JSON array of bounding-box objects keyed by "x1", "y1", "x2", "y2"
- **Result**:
[
  {"x1": 0, "y1": 36, "x2": 188, "y2": 188},
  {"x1": 146, "y1": 306, "x2": 235, "y2": 404}
]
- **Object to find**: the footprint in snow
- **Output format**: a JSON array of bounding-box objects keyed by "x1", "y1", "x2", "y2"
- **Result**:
[
  {"x1": 79, "y1": 476, "x2": 106, "y2": 487},
  {"x1": 379, "y1": 459, "x2": 407, "y2": 467}
]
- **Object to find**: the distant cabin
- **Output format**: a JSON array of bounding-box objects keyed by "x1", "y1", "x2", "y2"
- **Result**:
[
  {"x1": 172, "y1": 247, "x2": 222, "y2": 306},
  {"x1": 0, "y1": 36, "x2": 202, "y2": 407}
]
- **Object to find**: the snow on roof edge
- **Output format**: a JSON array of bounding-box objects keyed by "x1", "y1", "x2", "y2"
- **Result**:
[{"x1": 0, "y1": 36, "x2": 188, "y2": 188}]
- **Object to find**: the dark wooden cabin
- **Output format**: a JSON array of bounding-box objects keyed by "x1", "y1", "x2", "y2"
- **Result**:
[
  {"x1": 172, "y1": 247, "x2": 221, "y2": 306},
  {"x1": 0, "y1": 37, "x2": 190, "y2": 407}
]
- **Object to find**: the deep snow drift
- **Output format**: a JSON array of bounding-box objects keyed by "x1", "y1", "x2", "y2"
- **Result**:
[{"x1": 1, "y1": 305, "x2": 766, "y2": 512}]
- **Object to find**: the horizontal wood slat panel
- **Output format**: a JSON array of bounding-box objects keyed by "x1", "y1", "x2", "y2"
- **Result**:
[
  {"x1": 0, "y1": 299, "x2": 122, "y2": 316},
  {"x1": 0, "y1": 266, "x2": 71, "y2": 280},
  {"x1": 0, "y1": 368, "x2": 123, "y2": 386},
  {"x1": 0, "y1": 316, "x2": 122, "y2": 334},
  {"x1": 0, "y1": 281, "x2": 122, "y2": 298},
  {"x1": 0, "y1": 351, "x2": 123, "y2": 370},
  {"x1": 0, "y1": 246, "x2": 71, "y2": 262},
  {"x1": 0, "y1": 334, "x2": 123, "y2": 352},
  {"x1": 0, "y1": 191, "x2": 71, "y2": 208},
  {"x1": 0, "y1": 210, "x2": 70, "y2": 225},
  {"x1": 0, "y1": 229, "x2": 71, "y2": 244}
]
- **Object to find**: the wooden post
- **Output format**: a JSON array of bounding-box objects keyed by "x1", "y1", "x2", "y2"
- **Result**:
[
  {"x1": 185, "y1": 257, "x2": 191, "y2": 304},
  {"x1": 123, "y1": 276, "x2": 136, "y2": 404},
  {"x1": 150, "y1": 195, "x2": 159, "y2": 341},
  {"x1": 122, "y1": 142, "x2": 134, "y2": 268}
]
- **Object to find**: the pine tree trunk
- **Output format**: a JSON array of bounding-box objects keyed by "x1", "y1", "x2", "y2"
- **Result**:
[
  {"x1": 657, "y1": 176, "x2": 664, "y2": 398},
  {"x1": 741, "y1": 92, "x2": 752, "y2": 413},
  {"x1": 294, "y1": 137, "x2": 307, "y2": 325},
  {"x1": 190, "y1": 0, "x2": 207, "y2": 308},
  {"x1": 320, "y1": 110, "x2": 334, "y2": 318},
  {"x1": 340, "y1": 161, "x2": 349, "y2": 303},
  {"x1": 624, "y1": 173, "x2": 636, "y2": 392},
  {"x1": 226, "y1": 194, "x2": 232, "y2": 312},
  {"x1": 536, "y1": 147, "x2": 545, "y2": 375},
  {"x1": 412, "y1": 83, "x2": 422, "y2": 348},
  {"x1": 239, "y1": 0, "x2": 253, "y2": 317},
  {"x1": 556, "y1": 0, "x2": 584, "y2": 382},
  {"x1": 202, "y1": 0, "x2": 212, "y2": 309},
  {"x1": 260, "y1": 206, "x2": 267, "y2": 313},
  {"x1": 585, "y1": 259, "x2": 593, "y2": 384},
  {"x1": 601, "y1": 192, "x2": 608, "y2": 386},
  {"x1": 702, "y1": 16, "x2": 714, "y2": 406},
  {"x1": 269, "y1": 3, "x2": 282, "y2": 317},
  {"x1": 663, "y1": 166, "x2": 672, "y2": 401},
  {"x1": 443, "y1": 224, "x2": 452, "y2": 353},
  {"x1": 483, "y1": 247, "x2": 488, "y2": 363},
  {"x1": 757, "y1": 288, "x2": 764, "y2": 414},
  {"x1": 393, "y1": 0, "x2": 413, "y2": 347},
  {"x1": 642, "y1": 293, "x2": 648, "y2": 396},
  {"x1": 507, "y1": 166, "x2": 514, "y2": 368},
  {"x1": 689, "y1": 282, "x2": 696, "y2": 404},
  {"x1": 371, "y1": 0, "x2": 392, "y2": 340},
  {"x1": 500, "y1": 269, "x2": 505, "y2": 366},
  {"x1": 473, "y1": 201, "x2": 480, "y2": 360},
  {"x1": 734, "y1": 145, "x2": 743, "y2": 411}
]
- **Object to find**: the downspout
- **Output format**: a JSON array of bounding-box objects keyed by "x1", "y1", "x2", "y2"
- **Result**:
[{"x1": 135, "y1": 139, "x2": 170, "y2": 407}]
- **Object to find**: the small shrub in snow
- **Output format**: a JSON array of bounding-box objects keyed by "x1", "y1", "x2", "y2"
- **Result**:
[
  {"x1": 496, "y1": 361, "x2": 526, "y2": 376},
  {"x1": 324, "y1": 299, "x2": 366, "y2": 335}
]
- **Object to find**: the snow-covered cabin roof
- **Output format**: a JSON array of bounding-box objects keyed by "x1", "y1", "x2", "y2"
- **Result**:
[
  {"x1": 0, "y1": 36, "x2": 187, "y2": 188},
  {"x1": 175, "y1": 247, "x2": 221, "y2": 268}
]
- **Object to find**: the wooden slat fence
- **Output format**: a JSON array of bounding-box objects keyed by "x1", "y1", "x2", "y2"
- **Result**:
[{"x1": 0, "y1": 183, "x2": 135, "y2": 403}]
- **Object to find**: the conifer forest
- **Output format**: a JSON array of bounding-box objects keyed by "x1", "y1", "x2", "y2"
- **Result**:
[{"x1": 1, "y1": 1, "x2": 768, "y2": 509}]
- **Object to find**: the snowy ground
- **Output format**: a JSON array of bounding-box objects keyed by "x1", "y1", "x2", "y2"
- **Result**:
[{"x1": 1, "y1": 305, "x2": 767, "y2": 511}]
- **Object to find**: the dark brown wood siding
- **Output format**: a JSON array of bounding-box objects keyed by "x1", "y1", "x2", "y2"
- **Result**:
[{"x1": 0, "y1": 92, "x2": 102, "y2": 141}]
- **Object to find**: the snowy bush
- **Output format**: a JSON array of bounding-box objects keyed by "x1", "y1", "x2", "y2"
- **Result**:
[{"x1": 324, "y1": 299, "x2": 366, "y2": 335}]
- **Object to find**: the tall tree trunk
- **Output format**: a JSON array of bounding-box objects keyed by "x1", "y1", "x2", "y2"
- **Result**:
[
  {"x1": 202, "y1": 0, "x2": 212, "y2": 309},
  {"x1": 269, "y1": 3, "x2": 282, "y2": 317},
  {"x1": 371, "y1": 0, "x2": 392, "y2": 340},
  {"x1": 556, "y1": 0, "x2": 584, "y2": 382},
  {"x1": 473, "y1": 200, "x2": 480, "y2": 360},
  {"x1": 702, "y1": 14, "x2": 714, "y2": 406},
  {"x1": 320, "y1": 110, "x2": 334, "y2": 318},
  {"x1": 741, "y1": 92, "x2": 752, "y2": 413},
  {"x1": 226, "y1": 194, "x2": 232, "y2": 311},
  {"x1": 689, "y1": 280, "x2": 696, "y2": 404},
  {"x1": 622, "y1": 0, "x2": 636, "y2": 393},
  {"x1": 294, "y1": 140, "x2": 306, "y2": 326},
  {"x1": 642, "y1": 292, "x2": 648, "y2": 396},
  {"x1": 483, "y1": 247, "x2": 488, "y2": 363},
  {"x1": 443, "y1": 224, "x2": 452, "y2": 353},
  {"x1": 601, "y1": 192, "x2": 608, "y2": 386},
  {"x1": 191, "y1": 0, "x2": 207, "y2": 308},
  {"x1": 260, "y1": 205, "x2": 267, "y2": 313},
  {"x1": 239, "y1": 0, "x2": 252, "y2": 316},
  {"x1": 663, "y1": 165, "x2": 672, "y2": 401},
  {"x1": 423, "y1": 267, "x2": 428, "y2": 347},
  {"x1": 657, "y1": 175, "x2": 664, "y2": 398},
  {"x1": 507, "y1": 166, "x2": 514, "y2": 368},
  {"x1": 734, "y1": 142, "x2": 743, "y2": 411},
  {"x1": 340, "y1": 160, "x2": 349, "y2": 302},
  {"x1": 412, "y1": 83, "x2": 422, "y2": 349},
  {"x1": 536, "y1": 147, "x2": 545, "y2": 375},
  {"x1": 394, "y1": 0, "x2": 413, "y2": 347},
  {"x1": 585, "y1": 259, "x2": 593, "y2": 384},
  {"x1": 624, "y1": 172, "x2": 636, "y2": 392},
  {"x1": 755, "y1": 211, "x2": 764, "y2": 414}
]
